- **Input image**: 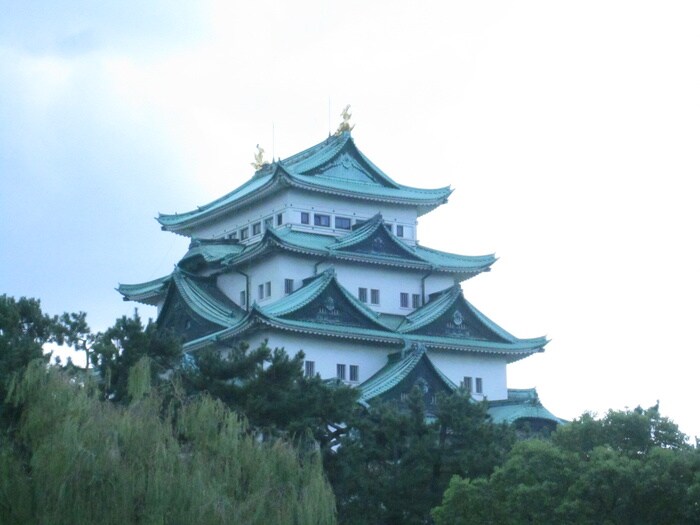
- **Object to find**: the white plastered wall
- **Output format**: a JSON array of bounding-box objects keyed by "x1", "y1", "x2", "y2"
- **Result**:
[
  {"x1": 428, "y1": 349, "x2": 508, "y2": 401},
  {"x1": 217, "y1": 252, "x2": 460, "y2": 315},
  {"x1": 240, "y1": 331, "x2": 397, "y2": 386},
  {"x1": 187, "y1": 188, "x2": 421, "y2": 244}
]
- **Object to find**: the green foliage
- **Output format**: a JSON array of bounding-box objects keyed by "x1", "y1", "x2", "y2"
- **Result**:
[
  {"x1": 0, "y1": 295, "x2": 65, "y2": 428},
  {"x1": 57, "y1": 311, "x2": 94, "y2": 370},
  {"x1": 185, "y1": 341, "x2": 358, "y2": 446},
  {"x1": 553, "y1": 404, "x2": 689, "y2": 457},
  {"x1": 326, "y1": 388, "x2": 513, "y2": 525},
  {"x1": 432, "y1": 405, "x2": 700, "y2": 525},
  {"x1": 0, "y1": 361, "x2": 337, "y2": 525},
  {"x1": 91, "y1": 310, "x2": 183, "y2": 402}
]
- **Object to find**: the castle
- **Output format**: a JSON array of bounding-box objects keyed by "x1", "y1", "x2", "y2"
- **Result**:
[{"x1": 119, "y1": 124, "x2": 560, "y2": 428}]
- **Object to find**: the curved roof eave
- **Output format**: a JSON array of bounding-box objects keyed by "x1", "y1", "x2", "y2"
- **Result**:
[
  {"x1": 157, "y1": 168, "x2": 287, "y2": 232},
  {"x1": 117, "y1": 274, "x2": 172, "y2": 305}
]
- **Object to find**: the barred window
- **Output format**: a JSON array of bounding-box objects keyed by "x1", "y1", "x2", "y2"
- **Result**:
[
  {"x1": 358, "y1": 287, "x2": 368, "y2": 303},
  {"x1": 305, "y1": 361, "x2": 315, "y2": 378},
  {"x1": 314, "y1": 214, "x2": 331, "y2": 227},
  {"x1": 412, "y1": 294, "x2": 421, "y2": 308}
]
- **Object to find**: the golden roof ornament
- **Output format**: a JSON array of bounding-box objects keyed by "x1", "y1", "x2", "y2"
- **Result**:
[
  {"x1": 251, "y1": 144, "x2": 269, "y2": 170},
  {"x1": 335, "y1": 104, "x2": 355, "y2": 135}
]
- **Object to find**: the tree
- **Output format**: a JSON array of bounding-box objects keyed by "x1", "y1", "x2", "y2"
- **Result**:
[
  {"x1": 57, "y1": 311, "x2": 94, "y2": 370},
  {"x1": 184, "y1": 341, "x2": 358, "y2": 447},
  {"x1": 91, "y1": 310, "x2": 183, "y2": 402},
  {"x1": 0, "y1": 360, "x2": 337, "y2": 525},
  {"x1": 326, "y1": 388, "x2": 514, "y2": 525},
  {"x1": 432, "y1": 406, "x2": 700, "y2": 525},
  {"x1": 553, "y1": 404, "x2": 690, "y2": 457},
  {"x1": 0, "y1": 295, "x2": 64, "y2": 426}
]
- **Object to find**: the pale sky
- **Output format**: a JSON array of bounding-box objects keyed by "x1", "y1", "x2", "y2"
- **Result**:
[{"x1": 2, "y1": 1, "x2": 699, "y2": 437}]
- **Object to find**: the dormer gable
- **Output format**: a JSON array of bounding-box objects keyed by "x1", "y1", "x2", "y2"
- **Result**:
[
  {"x1": 330, "y1": 213, "x2": 422, "y2": 261},
  {"x1": 290, "y1": 133, "x2": 401, "y2": 188},
  {"x1": 359, "y1": 343, "x2": 457, "y2": 408},
  {"x1": 157, "y1": 269, "x2": 244, "y2": 341},
  {"x1": 399, "y1": 285, "x2": 515, "y2": 343},
  {"x1": 260, "y1": 268, "x2": 390, "y2": 331}
]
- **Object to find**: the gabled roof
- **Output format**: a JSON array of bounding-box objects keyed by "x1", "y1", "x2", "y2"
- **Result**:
[
  {"x1": 182, "y1": 268, "x2": 404, "y2": 352},
  {"x1": 117, "y1": 274, "x2": 171, "y2": 305},
  {"x1": 179, "y1": 238, "x2": 245, "y2": 271},
  {"x1": 157, "y1": 132, "x2": 452, "y2": 234},
  {"x1": 174, "y1": 268, "x2": 544, "y2": 360},
  {"x1": 164, "y1": 269, "x2": 245, "y2": 328},
  {"x1": 487, "y1": 388, "x2": 566, "y2": 426},
  {"x1": 219, "y1": 221, "x2": 494, "y2": 277},
  {"x1": 260, "y1": 268, "x2": 390, "y2": 332},
  {"x1": 330, "y1": 213, "x2": 423, "y2": 261},
  {"x1": 358, "y1": 343, "x2": 458, "y2": 405},
  {"x1": 399, "y1": 285, "x2": 544, "y2": 343}
]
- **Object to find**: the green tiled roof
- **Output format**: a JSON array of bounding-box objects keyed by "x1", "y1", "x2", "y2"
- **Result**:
[
  {"x1": 179, "y1": 239, "x2": 246, "y2": 270},
  {"x1": 220, "y1": 219, "x2": 494, "y2": 276},
  {"x1": 399, "y1": 285, "x2": 545, "y2": 345},
  {"x1": 403, "y1": 334, "x2": 545, "y2": 362},
  {"x1": 179, "y1": 266, "x2": 545, "y2": 361},
  {"x1": 358, "y1": 344, "x2": 457, "y2": 404},
  {"x1": 170, "y1": 270, "x2": 245, "y2": 328},
  {"x1": 157, "y1": 171, "x2": 278, "y2": 229},
  {"x1": 117, "y1": 274, "x2": 171, "y2": 305},
  {"x1": 260, "y1": 268, "x2": 388, "y2": 331},
  {"x1": 487, "y1": 388, "x2": 565, "y2": 425},
  {"x1": 158, "y1": 132, "x2": 452, "y2": 233}
]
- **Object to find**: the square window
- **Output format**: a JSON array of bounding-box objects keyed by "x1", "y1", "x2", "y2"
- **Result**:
[
  {"x1": 397, "y1": 225, "x2": 404, "y2": 237},
  {"x1": 358, "y1": 287, "x2": 368, "y2": 303},
  {"x1": 240, "y1": 290, "x2": 246, "y2": 307},
  {"x1": 252, "y1": 222, "x2": 262, "y2": 235},
  {"x1": 384, "y1": 222, "x2": 392, "y2": 233},
  {"x1": 337, "y1": 364, "x2": 346, "y2": 380},
  {"x1": 229, "y1": 231, "x2": 237, "y2": 240},
  {"x1": 370, "y1": 289, "x2": 380, "y2": 305},
  {"x1": 284, "y1": 278, "x2": 294, "y2": 294},
  {"x1": 475, "y1": 377, "x2": 483, "y2": 394},
  {"x1": 265, "y1": 281, "x2": 271, "y2": 297},
  {"x1": 277, "y1": 213, "x2": 283, "y2": 226},
  {"x1": 400, "y1": 292, "x2": 409, "y2": 308},
  {"x1": 463, "y1": 376, "x2": 473, "y2": 392},
  {"x1": 412, "y1": 294, "x2": 421, "y2": 309},
  {"x1": 314, "y1": 214, "x2": 331, "y2": 227},
  {"x1": 349, "y1": 365, "x2": 359, "y2": 382},
  {"x1": 335, "y1": 216, "x2": 352, "y2": 230},
  {"x1": 264, "y1": 217, "x2": 273, "y2": 229},
  {"x1": 240, "y1": 227, "x2": 249, "y2": 240},
  {"x1": 305, "y1": 360, "x2": 315, "y2": 378},
  {"x1": 258, "y1": 284, "x2": 264, "y2": 300},
  {"x1": 301, "y1": 212, "x2": 310, "y2": 225}
]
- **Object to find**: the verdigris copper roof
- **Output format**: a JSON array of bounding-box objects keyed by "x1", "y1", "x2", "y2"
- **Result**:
[
  {"x1": 399, "y1": 285, "x2": 545, "y2": 342},
  {"x1": 218, "y1": 216, "x2": 494, "y2": 277},
  {"x1": 157, "y1": 132, "x2": 452, "y2": 233},
  {"x1": 180, "y1": 266, "x2": 545, "y2": 361},
  {"x1": 487, "y1": 388, "x2": 565, "y2": 425},
  {"x1": 117, "y1": 274, "x2": 171, "y2": 305},
  {"x1": 358, "y1": 344, "x2": 458, "y2": 405},
  {"x1": 179, "y1": 238, "x2": 245, "y2": 271},
  {"x1": 165, "y1": 269, "x2": 245, "y2": 328}
]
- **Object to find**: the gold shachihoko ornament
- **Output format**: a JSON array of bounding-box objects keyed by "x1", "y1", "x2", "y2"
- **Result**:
[
  {"x1": 251, "y1": 144, "x2": 269, "y2": 170},
  {"x1": 335, "y1": 105, "x2": 355, "y2": 135}
]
